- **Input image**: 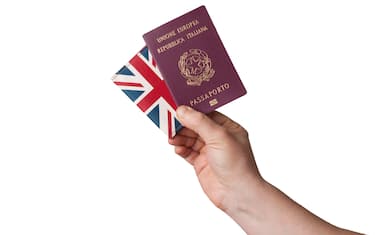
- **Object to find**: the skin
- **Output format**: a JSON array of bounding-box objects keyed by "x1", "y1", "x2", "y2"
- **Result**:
[{"x1": 168, "y1": 105, "x2": 362, "y2": 235}]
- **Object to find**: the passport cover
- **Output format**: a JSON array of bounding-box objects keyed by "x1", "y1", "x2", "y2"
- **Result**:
[
  {"x1": 143, "y1": 5, "x2": 246, "y2": 113},
  {"x1": 111, "y1": 47, "x2": 182, "y2": 138}
]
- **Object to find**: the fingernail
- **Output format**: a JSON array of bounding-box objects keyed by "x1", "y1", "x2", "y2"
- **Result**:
[{"x1": 176, "y1": 106, "x2": 191, "y2": 119}]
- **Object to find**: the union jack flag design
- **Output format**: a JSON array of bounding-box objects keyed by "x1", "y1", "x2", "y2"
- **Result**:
[{"x1": 112, "y1": 47, "x2": 182, "y2": 138}]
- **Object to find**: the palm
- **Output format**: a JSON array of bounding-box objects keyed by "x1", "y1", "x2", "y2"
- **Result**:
[
  {"x1": 171, "y1": 129, "x2": 227, "y2": 208},
  {"x1": 194, "y1": 154, "x2": 228, "y2": 209},
  {"x1": 169, "y1": 112, "x2": 252, "y2": 209}
]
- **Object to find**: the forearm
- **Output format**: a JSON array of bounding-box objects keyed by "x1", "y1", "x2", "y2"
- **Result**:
[{"x1": 225, "y1": 179, "x2": 361, "y2": 235}]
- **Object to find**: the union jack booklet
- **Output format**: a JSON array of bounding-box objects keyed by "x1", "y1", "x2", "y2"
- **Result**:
[{"x1": 112, "y1": 47, "x2": 182, "y2": 138}]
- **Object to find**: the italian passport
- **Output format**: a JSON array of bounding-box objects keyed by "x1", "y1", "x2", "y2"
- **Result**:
[{"x1": 143, "y1": 5, "x2": 246, "y2": 113}]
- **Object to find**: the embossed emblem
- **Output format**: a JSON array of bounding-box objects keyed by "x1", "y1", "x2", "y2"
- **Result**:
[{"x1": 178, "y1": 49, "x2": 215, "y2": 86}]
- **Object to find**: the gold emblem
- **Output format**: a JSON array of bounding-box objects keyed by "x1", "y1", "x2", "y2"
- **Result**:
[
  {"x1": 209, "y1": 99, "x2": 218, "y2": 106},
  {"x1": 178, "y1": 49, "x2": 215, "y2": 86}
]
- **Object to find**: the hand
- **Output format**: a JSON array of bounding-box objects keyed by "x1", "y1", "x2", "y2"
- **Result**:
[
  {"x1": 168, "y1": 105, "x2": 262, "y2": 212},
  {"x1": 169, "y1": 106, "x2": 362, "y2": 235}
]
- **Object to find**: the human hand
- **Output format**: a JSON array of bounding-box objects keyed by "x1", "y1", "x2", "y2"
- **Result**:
[
  {"x1": 168, "y1": 106, "x2": 362, "y2": 235},
  {"x1": 168, "y1": 105, "x2": 262, "y2": 212}
]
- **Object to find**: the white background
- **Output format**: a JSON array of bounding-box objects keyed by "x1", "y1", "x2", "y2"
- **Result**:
[{"x1": 0, "y1": 0, "x2": 374, "y2": 234}]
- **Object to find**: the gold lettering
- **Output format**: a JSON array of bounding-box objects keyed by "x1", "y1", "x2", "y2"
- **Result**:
[
  {"x1": 186, "y1": 26, "x2": 208, "y2": 40},
  {"x1": 189, "y1": 83, "x2": 231, "y2": 107},
  {"x1": 157, "y1": 37, "x2": 185, "y2": 54},
  {"x1": 177, "y1": 19, "x2": 200, "y2": 33},
  {"x1": 156, "y1": 30, "x2": 177, "y2": 43}
]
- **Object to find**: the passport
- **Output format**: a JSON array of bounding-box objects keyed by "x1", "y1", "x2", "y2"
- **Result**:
[
  {"x1": 143, "y1": 6, "x2": 247, "y2": 113},
  {"x1": 112, "y1": 47, "x2": 182, "y2": 138}
]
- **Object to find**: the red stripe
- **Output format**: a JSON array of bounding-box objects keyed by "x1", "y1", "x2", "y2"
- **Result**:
[
  {"x1": 136, "y1": 89, "x2": 160, "y2": 112},
  {"x1": 130, "y1": 55, "x2": 177, "y2": 110},
  {"x1": 114, "y1": 81, "x2": 143, "y2": 87},
  {"x1": 131, "y1": 56, "x2": 162, "y2": 88},
  {"x1": 167, "y1": 110, "x2": 172, "y2": 138},
  {"x1": 152, "y1": 58, "x2": 156, "y2": 67}
]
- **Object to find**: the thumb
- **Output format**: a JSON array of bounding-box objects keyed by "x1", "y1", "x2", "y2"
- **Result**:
[{"x1": 176, "y1": 106, "x2": 222, "y2": 142}]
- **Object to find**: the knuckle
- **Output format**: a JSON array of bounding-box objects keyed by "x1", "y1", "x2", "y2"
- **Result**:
[
  {"x1": 216, "y1": 127, "x2": 230, "y2": 139},
  {"x1": 242, "y1": 128, "x2": 249, "y2": 138},
  {"x1": 193, "y1": 111, "x2": 206, "y2": 123}
]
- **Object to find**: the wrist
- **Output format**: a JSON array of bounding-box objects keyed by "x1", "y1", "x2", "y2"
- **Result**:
[{"x1": 223, "y1": 174, "x2": 268, "y2": 227}]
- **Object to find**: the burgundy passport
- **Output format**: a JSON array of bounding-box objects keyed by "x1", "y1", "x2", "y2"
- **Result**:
[{"x1": 143, "y1": 6, "x2": 246, "y2": 113}]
